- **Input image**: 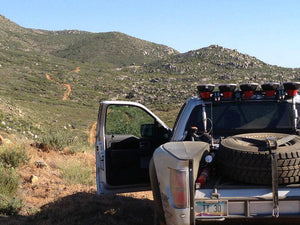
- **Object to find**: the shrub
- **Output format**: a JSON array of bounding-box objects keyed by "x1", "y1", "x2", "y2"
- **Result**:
[
  {"x1": 0, "y1": 194, "x2": 22, "y2": 215},
  {"x1": 0, "y1": 163, "x2": 19, "y2": 197},
  {"x1": 39, "y1": 127, "x2": 79, "y2": 151},
  {"x1": 57, "y1": 158, "x2": 94, "y2": 186},
  {"x1": 0, "y1": 144, "x2": 26, "y2": 215},
  {"x1": 0, "y1": 144, "x2": 28, "y2": 168}
]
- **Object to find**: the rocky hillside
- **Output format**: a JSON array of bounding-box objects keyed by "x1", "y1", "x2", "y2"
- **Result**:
[
  {"x1": 140, "y1": 45, "x2": 300, "y2": 83},
  {"x1": 0, "y1": 13, "x2": 300, "y2": 141},
  {"x1": 0, "y1": 14, "x2": 178, "y2": 140}
]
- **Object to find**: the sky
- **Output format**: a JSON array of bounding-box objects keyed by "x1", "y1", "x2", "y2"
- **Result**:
[{"x1": 0, "y1": 0, "x2": 299, "y2": 68}]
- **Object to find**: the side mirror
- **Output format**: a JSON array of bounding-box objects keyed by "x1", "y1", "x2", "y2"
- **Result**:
[{"x1": 141, "y1": 124, "x2": 154, "y2": 138}]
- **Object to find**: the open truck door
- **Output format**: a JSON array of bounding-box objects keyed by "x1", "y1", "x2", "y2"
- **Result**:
[{"x1": 95, "y1": 101, "x2": 170, "y2": 194}]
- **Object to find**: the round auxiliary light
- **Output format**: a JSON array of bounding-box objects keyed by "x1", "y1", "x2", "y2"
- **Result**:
[
  {"x1": 197, "y1": 84, "x2": 215, "y2": 99},
  {"x1": 283, "y1": 82, "x2": 300, "y2": 97},
  {"x1": 219, "y1": 83, "x2": 237, "y2": 98},
  {"x1": 240, "y1": 83, "x2": 259, "y2": 99},
  {"x1": 261, "y1": 82, "x2": 280, "y2": 97}
]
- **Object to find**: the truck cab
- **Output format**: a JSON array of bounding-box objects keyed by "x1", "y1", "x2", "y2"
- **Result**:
[{"x1": 96, "y1": 82, "x2": 300, "y2": 225}]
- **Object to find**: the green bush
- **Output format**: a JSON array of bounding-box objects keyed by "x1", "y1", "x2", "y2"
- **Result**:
[
  {"x1": 0, "y1": 163, "x2": 19, "y2": 197},
  {"x1": 39, "y1": 127, "x2": 80, "y2": 151},
  {"x1": 0, "y1": 194, "x2": 22, "y2": 215},
  {"x1": 0, "y1": 144, "x2": 26, "y2": 215},
  {"x1": 0, "y1": 144, "x2": 28, "y2": 168}
]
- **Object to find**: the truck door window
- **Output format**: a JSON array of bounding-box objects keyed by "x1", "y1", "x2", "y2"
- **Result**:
[{"x1": 105, "y1": 105, "x2": 155, "y2": 137}]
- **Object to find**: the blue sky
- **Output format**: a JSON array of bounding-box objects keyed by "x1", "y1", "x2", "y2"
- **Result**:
[{"x1": 0, "y1": 0, "x2": 299, "y2": 68}]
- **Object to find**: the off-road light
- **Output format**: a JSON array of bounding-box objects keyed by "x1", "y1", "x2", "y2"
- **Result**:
[
  {"x1": 261, "y1": 82, "x2": 280, "y2": 97},
  {"x1": 240, "y1": 83, "x2": 258, "y2": 99},
  {"x1": 219, "y1": 83, "x2": 237, "y2": 98},
  {"x1": 197, "y1": 84, "x2": 215, "y2": 100},
  {"x1": 283, "y1": 82, "x2": 300, "y2": 97}
]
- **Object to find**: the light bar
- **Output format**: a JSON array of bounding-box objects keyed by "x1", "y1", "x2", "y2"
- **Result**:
[
  {"x1": 283, "y1": 82, "x2": 300, "y2": 97},
  {"x1": 261, "y1": 82, "x2": 280, "y2": 97},
  {"x1": 240, "y1": 83, "x2": 258, "y2": 99},
  {"x1": 197, "y1": 84, "x2": 215, "y2": 99},
  {"x1": 219, "y1": 83, "x2": 237, "y2": 98}
]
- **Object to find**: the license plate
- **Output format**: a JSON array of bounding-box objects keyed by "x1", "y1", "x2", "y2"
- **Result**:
[{"x1": 195, "y1": 200, "x2": 228, "y2": 217}]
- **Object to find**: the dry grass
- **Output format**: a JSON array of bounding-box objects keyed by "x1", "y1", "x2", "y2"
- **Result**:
[
  {"x1": 56, "y1": 156, "x2": 95, "y2": 186},
  {"x1": 16, "y1": 146, "x2": 96, "y2": 216}
]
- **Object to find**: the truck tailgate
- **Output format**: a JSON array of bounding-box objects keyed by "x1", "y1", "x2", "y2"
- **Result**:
[{"x1": 195, "y1": 187, "x2": 300, "y2": 218}]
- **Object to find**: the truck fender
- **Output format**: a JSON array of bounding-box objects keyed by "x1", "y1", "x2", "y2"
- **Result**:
[
  {"x1": 160, "y1": 141, "x2": 210, "y2": 182},
  {"x1": 151, "y1": 141, "x2": 210, "y2": 225}
]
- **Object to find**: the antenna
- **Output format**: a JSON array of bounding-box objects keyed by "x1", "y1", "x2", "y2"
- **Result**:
[
  {"x1": 210, "y1": 103, "x2": 214, "y2": 146},
  {"x1": 202, "y1": 103, "x2": 207, "y2": 133},
  {"x1": 280, "y1": 73, "x2": 284, "y2": 86}
]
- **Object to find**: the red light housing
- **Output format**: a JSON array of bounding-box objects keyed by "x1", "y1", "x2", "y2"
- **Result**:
[
  {"x1": 283, "y1": 82, "x2": 300, "y2": 97},
  {"x1": 200, "y1": 92, "x2": 211, "y2": 99},
  {"x1": 197, "y1": 84, "x2": 215, "y2": 99},
  {"x1": 261, "y1": 82, "x2": 280, "y2": 97},
  {"x1": 219, "y1": 84, "x2": 237, "y2": 98},
  {"x1": 240, "y1": 83, "x2": 258, "y2": 99},
  {"x1": 170, "y1": 168, "x2": 188, "y2": 208},
  {"x1": 265, "y1": 90, "x2": 276, "y2": 97},
  {"x1": 287, "y1": 90, "x2": 298, "y2": 97}
]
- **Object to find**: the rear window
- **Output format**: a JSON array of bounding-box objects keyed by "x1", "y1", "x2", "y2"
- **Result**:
[{"x1": 187, "y1": 101, "x2": 294, "y2": 135}]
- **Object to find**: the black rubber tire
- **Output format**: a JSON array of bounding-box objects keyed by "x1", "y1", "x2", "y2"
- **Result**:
[
  {"x1": 217, "y1": 133, "x2": 300, "y2": 185},
  {"x1": 149, "y1": 158, "x2": 166, "y2": 225}
]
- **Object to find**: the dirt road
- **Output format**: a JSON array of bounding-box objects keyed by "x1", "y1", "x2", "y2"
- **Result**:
[{"x1": 45, "y1": 74, "x2": 72, "y2": 101}]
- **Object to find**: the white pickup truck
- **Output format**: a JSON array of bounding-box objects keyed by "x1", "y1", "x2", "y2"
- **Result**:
[{"x1": 95, "y1": 82, "x2": 300, "y2": 225}]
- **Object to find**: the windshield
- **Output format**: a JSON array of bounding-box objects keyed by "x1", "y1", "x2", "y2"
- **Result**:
[{"x1": 187, "y1": 101, "x2": 295, "y2": 135}]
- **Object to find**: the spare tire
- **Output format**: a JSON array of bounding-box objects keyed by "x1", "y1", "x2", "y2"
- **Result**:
[{"x1": 217, "y1": 133, "x2": 300, "y2": 185}]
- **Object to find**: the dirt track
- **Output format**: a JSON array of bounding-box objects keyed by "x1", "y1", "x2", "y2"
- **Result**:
[
  {"x1": 62, "y1": 83, "x2": 71, "y2": 100},
  {"x1": 45, "y1": 74, "x2": 72, "y2": 101},
  {"x1": 88, "y1": 122, "x2": 97, "y2": 146}
]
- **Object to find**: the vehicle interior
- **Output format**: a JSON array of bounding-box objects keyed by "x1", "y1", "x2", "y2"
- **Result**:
[{"x1": 104, "y1": 105, "x2": 169, "y2": 186}]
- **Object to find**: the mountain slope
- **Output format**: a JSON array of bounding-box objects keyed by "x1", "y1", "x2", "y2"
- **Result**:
[
  {"x1": 0, "y1": 14, "x2": 34, "y2": 49},
  {"x1": 0, "y1": 15, "x2": 178, "y2": 67},
  {"x1": 53, "y1": 31, "x2": 178, "y2": 66},
  {"x1": 1, "y1": 13, "x2": 300, "y2": 141}
]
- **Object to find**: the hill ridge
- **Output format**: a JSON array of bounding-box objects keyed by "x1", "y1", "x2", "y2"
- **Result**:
[{"x1": 0, "y1": 13, "x2": 299, "y2": 142}]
